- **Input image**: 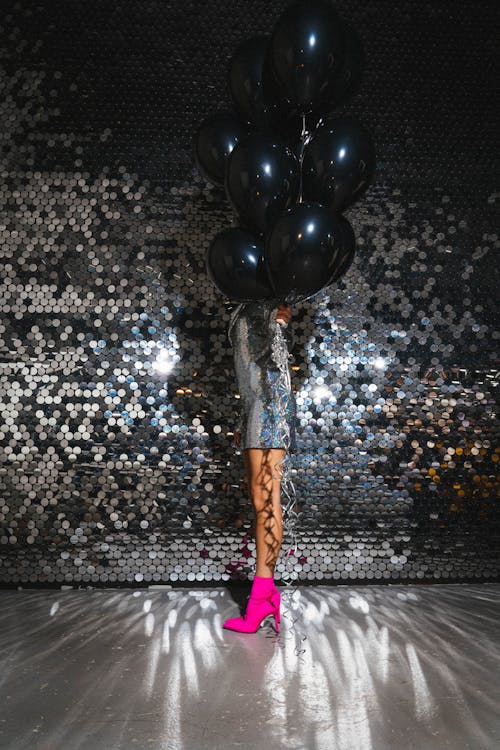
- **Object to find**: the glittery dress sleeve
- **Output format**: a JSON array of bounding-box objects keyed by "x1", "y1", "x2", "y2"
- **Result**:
[{"x1": 228, "y1": 301, "x2": 297, "y2": 452}]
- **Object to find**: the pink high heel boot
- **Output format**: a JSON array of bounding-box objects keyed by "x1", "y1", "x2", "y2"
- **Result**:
[{"x1": 223, "y1": 575, "x2": 281, "y2": 633}]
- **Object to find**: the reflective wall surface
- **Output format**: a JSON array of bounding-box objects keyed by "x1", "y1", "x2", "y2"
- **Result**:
[{"x1": 0, "y1": 1, "x2": 498, "y2": 584}]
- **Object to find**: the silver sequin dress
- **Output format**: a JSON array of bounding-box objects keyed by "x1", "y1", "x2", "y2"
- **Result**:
[{"x1": 228, "y1": 301, "x2": 297, "y2": 452}]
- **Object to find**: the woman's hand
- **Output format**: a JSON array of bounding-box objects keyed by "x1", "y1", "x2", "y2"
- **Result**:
[{"x1": 276, "y1": 304, "x2": 292, "y2": 326}]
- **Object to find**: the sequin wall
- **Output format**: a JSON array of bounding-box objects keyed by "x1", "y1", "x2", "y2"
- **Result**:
[{"x1": 0, "y1": 1, "x2": 498, "y2": 586}]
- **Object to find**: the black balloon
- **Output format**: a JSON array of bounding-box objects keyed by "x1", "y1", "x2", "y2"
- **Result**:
[
  {"x1": 228, "y1": 36, "x2": 268, "y2": 127},
  {"x1": 194, "y1": 110, "x2": 248, "y2": 187},
  {"x1": 228, "y1": 35, "x2": 306, "y2": 144},
  {"x1": 302, "y1": 115, "x2": 376, "y2": 211},
  {"x1": 206, "y1": 227, "x2": 274, "y2": 301},
  {"x1": 227, "y1": 34, "x2": 315, "y2": 145},
  {"x1": 265, "y1": 202, "x2": 345, "y2": 303},
  {"x1": 267, "y1": 0, "x2": 345, "y2": 114},
  {"x1": 261, "y1": 50, "x2": 305, "y2": 143},
  {"x1": 225, "y1": 132, "x2": 300, "y2": 235}
]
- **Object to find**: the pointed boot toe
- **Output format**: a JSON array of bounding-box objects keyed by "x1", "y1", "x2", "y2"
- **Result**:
[{"x1": 222, "y1": 615, "x2": 256, "y2": 633}]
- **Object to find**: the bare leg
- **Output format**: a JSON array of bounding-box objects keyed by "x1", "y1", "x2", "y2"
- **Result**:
[{"x1": 244, "y1": 448, "x2": 284, "y2": 577}]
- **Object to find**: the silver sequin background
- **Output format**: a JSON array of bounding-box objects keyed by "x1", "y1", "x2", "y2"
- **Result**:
[{"x1": 0, "y1": 1, "x2": 498, "y2": 585}]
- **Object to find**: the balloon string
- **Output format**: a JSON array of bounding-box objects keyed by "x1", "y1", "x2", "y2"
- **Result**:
[{"x1": 298, "y1": 113, "x2": 307, "y2": 204}]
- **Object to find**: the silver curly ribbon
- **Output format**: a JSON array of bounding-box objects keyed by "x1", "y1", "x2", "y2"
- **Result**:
[
  {"x1": 269, "y1": 320, "x2": 307, "y2": 656},
  {"x1": 269, "y1": 320, "x2": 300, "y2": 584}
]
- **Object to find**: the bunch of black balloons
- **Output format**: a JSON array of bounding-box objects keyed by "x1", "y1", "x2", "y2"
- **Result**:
[{"x1": 194, "y1": 0, "x2": 376, "y2": 305}]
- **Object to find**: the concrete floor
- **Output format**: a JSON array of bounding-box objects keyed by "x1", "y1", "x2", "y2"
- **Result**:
[{"x1": 0, "y1": 582, "x2": 499, "y2": 750}]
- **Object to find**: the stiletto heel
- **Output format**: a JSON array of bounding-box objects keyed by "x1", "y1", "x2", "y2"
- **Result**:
[
  {"x1": 223, "y1": 575, "x2": 281, "y2": 634},
  {"x1": 270, "y1": 588, "x2": 281, "y2": 633}
]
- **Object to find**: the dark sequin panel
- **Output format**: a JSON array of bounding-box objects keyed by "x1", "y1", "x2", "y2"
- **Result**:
[{"x1": 0, "y1": 1, "x2": 498, "y2": 584}]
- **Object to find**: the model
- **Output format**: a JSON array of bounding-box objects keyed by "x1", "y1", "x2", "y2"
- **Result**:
[{"x1": 223, "y1": 299, "x2": 297, "y2": 633}]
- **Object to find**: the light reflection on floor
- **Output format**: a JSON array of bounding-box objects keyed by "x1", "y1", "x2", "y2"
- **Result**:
[{"x1": 1, "y1": 583, "x2": 499, "y2": 750}]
